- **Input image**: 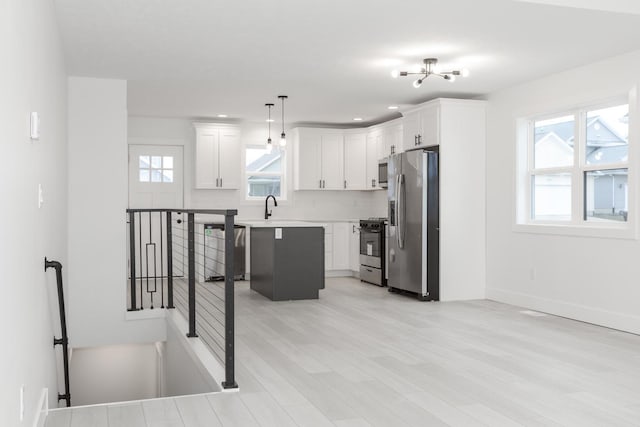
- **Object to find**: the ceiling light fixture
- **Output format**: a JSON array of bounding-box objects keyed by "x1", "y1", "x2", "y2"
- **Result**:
[
  {"x1": 217, "y1": 114, "x2": 228, "y2": 118},
  {"x1": 353, "y1": 117, "x2": 363, "y2": 122},
  {"x1": 278, "y1": 95, "x2": 288, "y2": 147},
  {"x1": 391, "y1": 58, "x2": 469, "y2": 88},
  {"x1": 265, "y1": 103, "x2": 274, "y2": 154},
  {"x1": 388, "y1": 105, "x2": 399, "y2": 110}
]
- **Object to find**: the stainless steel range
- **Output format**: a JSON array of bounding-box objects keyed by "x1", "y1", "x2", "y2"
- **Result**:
[{"x1": 359, "y1": 218, "x2": 387, "y2": 286}]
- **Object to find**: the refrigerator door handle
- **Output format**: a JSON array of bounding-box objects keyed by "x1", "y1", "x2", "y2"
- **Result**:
[{"x1": 397, "y1": 173, "x2": 405, "y2": 249}]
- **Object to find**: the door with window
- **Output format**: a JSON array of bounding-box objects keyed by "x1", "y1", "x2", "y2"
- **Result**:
[{"x1": 128, "y1": 145, "x2": 184, "y2": 285}]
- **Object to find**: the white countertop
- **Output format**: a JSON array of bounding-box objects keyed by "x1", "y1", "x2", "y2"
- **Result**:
[{"x1": 238, "y1": 220, "x2": 326, "y2": 228}]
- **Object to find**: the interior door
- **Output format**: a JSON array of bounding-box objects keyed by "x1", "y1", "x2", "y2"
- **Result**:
[{"x1": 128, "y1": 145, "x2": 184, "y2": 284}]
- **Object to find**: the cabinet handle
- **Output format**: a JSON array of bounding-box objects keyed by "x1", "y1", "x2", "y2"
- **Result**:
[
  {"x1": 344, "y1": 180, "x2": 347, "y2": 189},
  {"x1": 319, "y1": 179, "x2": 322, "y2": 189},
  {"x1": 418, "y1": 135, "x2": 422, "y2": 145},
  {"x1": 216, "y1": 178, "x2": 219, "y2": 187},
  {"x1": 414, "y1": 135, "x2": 417, "y2": 145},
  {"x1": 220, "y1": 178, "x2": 222, "y2": 187},
  {"x1": 323, "y1": 180, "x2": 326, "y2": 188},
  {"x1": 391, "y1": 145, "x2": 395, "y2": 154},
  {"x1": 372, "y1": 179, "x2": 375, "y2": 188}
]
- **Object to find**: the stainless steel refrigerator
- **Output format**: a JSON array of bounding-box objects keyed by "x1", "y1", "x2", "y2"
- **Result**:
[{"x1": 387, "y1": 148, "x2": 439, "y2": 300}]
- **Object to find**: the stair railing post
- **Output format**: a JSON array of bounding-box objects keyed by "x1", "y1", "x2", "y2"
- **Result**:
[
  {"x1": 128, "y1": 210, "x2": 137, "y2": 311},
  {"x1": 187, "y1": 212, "x2": 197, "y2": 337},
  {"x1": 222, "y1": 212, "x2": 238, "y2": 389},
  {"x1": 166, "y1": 211, "x2": 174, "y2": 309}
]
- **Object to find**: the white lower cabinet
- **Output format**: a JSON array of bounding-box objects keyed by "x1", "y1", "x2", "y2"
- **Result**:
[
  {"x1": 331, "y1": 222, "x2": 350, "y2": 271},
  {"x1": 349, "y1": 221, "x2": 360, "y2": 273},
  {"x1": 322, "y1": 222, "x2": 352, "y2": 274}
]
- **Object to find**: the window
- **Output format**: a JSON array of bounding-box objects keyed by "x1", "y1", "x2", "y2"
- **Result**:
[
  {"x1": 139, "y1": 155, "x2": 174, "y2": 183},
  {"x1": 519, "y1": 102, "x2": 630, "y2": 230},
  {"x1": 245, "y1": 146, "x2": 285, "y2": 199}
]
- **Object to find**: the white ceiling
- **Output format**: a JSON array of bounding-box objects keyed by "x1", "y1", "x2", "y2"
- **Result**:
[{"x1": 54, "y1": 0, "x2": 640, "y2": 126}]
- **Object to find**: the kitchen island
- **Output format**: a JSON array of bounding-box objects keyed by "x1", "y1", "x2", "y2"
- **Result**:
[{"x1": 241, "y1": 221, "x2": 325, "y2": 301}]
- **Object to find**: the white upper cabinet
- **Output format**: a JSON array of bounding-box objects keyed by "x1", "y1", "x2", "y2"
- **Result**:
[
  {"x1": 321, "y1": 133, "x2": 345, "y2": 190},
  {"x1": 294, "y1": 128, "x2": 322, "y2": 190},
  {"x1": 293, "y1": 128, "x2": 344, "y2": 190},
  {"x1": 193, "y1": 123, "x2": 241, "y2": 189},
  {"x1": 366, "y1": 131, "x2": 382, "y2": 190},
  {"x1": 344, "y1": 132, "x2": 367, "y2": 190},
  {"x1": 402, "y1": 102, "x2": 440, "y2": 151},
  {"x1": 382, "y1": 122, "x2": 402, "y2": 157}
]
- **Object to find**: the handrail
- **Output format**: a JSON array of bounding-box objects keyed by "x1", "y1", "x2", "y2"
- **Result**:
[
  {"x1": 126, "y1": 208, "x2": 238, "y2": 215},
  {"x1": 44, "y1": 258, "x2": 70, "y2": 407}
]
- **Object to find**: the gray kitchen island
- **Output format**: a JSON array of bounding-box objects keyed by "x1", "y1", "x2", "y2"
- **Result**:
[{"x1": 241, "y1": 221, "x2": 325, "y2": 301}]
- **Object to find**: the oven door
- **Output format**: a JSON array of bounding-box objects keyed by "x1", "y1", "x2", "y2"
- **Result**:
[{"x1": 360, "y1": 227, "x2": 382, "y2": 268}]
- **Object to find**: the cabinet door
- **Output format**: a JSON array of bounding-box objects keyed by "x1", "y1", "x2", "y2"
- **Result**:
[
  {"x1": 417, "y1": 104, "x2": 440, "y2": 147},
  {"x1": 295, "y1": 130, "x2": 322, "y2": 190},
  {"x1": 332, "y1": 222, "x2": 350, "y2": 270},
  {"x1": 195, "y1": 129, "x2": 219, "y2": 189},
  {"x1": 366, "y1": 132, "x2": 381, "y2": 190},
  {"x1": 344, "y1": 133, "x2": 367, "y2": 190},
  {"x1": 383, "y1": 124, "x2": 403, "y2": 156},
  {"x1": 218, "y1": 128, "x2": 241, "y2": 189},
  {"x1": 349, "y1": 222, "x2": 360, "y2": 272},
  {"x1": 402, "y1": 110, "x2": 422, "y2": 151},
  {"x1": 321, "y1": 134, "x2": 344, "y2": 190}
]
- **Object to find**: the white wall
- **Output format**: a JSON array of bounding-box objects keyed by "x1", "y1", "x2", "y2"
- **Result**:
[
  {"x1": 0, "y1": 0, "x2": 68, "y2": 421},
  {"x1": 70, "y1": 344, "x2": 159, "y2": 406},
  {"x1": 128, "y1": 117, "x2": 387, "y2": 220},
  {"x1": 163, "y1": 315, "x2": 220, "y2": 397},
  {"x1": 68, "y1": 78, "x2": 165, "y2": 348},
  {"x1": 486, "y1": 49, "x2": 640, "y2": 333}
]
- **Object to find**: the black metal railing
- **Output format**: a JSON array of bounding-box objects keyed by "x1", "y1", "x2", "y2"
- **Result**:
[
  {"x1": 126, "y1": 208, "x2": 238, "y2": 389},
  {"x1": 45, "y1": 258, "x2": 71, "y2": 407}
]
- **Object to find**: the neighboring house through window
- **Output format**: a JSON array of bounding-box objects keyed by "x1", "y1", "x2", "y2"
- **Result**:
[
  {"x1": 245, "y1": 146, "x2": 285, "y2": 199},
  {"x1": 517, "y1": 101, "x2": 630, "y2": 233}
]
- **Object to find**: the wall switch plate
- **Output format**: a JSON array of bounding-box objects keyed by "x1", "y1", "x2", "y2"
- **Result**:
[
  {"x1": 30, "y1": 112, "x2": 40, "y2": 140},
  {"x1": 38, "y1": 184, "x2": 44, "y2": 209},
  {"x1": 275, "y1": 228, "x2": 282, "y2": 239}
]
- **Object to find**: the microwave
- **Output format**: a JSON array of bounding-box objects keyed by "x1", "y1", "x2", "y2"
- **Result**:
[{"x1": 378, "y1": 159, "x2": 388, "y2": 188}]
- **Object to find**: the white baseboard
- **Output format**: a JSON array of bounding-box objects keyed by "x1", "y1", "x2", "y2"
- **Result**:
[
  {"x1": 33, "y1": 388, "x2": 48, "y2": 427},
  {"x1": 487, "y1": 287, "x2": 640, "y2": 334},
  {"x1": 325, "y1": 270, "x2": 353, "y2": 278}
]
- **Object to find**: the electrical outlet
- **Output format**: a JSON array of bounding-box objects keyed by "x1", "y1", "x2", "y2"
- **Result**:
[{"x1": 19, "y1": 385, "x2": 24, "y2": 422}]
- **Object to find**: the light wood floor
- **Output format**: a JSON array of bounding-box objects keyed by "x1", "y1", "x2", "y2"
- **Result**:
[{"x1": 47, "y1": 277, "x2": 640, "y2": 426}]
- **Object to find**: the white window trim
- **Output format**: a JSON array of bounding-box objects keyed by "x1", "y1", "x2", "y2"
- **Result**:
[
  {"x1": 243, "y1": 144, "x2": 287, "y2": 202},
  {"x1": 514, "y1": 92, "x2": 637, "y2": 240}
]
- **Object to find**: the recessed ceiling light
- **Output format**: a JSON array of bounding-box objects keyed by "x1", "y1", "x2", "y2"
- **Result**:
[
  {"x1": 266, "y1": 119, "x2": 275, "y2": 122},
  {"x1": 217, "y1": 114, "x2": 228, "y2": 118},
  {"x1": 388, "y1": 106, "x2": 399, "y2": 110},
  {"x1": 353, "y1": 117, "x2": 363, "y2": 121}
]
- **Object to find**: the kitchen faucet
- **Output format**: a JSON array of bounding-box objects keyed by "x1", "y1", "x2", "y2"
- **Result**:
[{"x1": 264, "y1": 195, "x2": 278, "y2": 220}]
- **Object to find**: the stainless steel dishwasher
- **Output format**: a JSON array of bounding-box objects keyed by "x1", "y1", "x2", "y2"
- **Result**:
[{"x1": 204, "y1": 223, "x2": 246, "y2": 281}]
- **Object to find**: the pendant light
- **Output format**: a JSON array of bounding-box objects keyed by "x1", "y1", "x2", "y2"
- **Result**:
[
  {"x1": 265, "y1": 103, "x2": 274, "y2": 154},
  {"x1": 278, "y1": 95, "x2": 288, "y2": 147}
]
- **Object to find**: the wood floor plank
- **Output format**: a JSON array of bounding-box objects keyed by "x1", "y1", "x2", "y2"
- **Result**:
[
  {"x1": 174, "y1": 395, "x2": 223, "y2": 427},
  {"x1": 69, "y1": 405, "x2": 108, "y2": 427},
  {"x1": 142, "y1": 398, "x2": 184, "y2": 427},
  {"x1": 206, "y1": 393, "x2": 260, "y2": 427},
  {"x1": 45, "y1": 410, "x2": 72, "y2": 427},
  {"x1": 107, "y1": 403, "x2": 146, "y2": 427},
  {"x1": 239, "y1": 392, "x2": 298, "y2": 427}
]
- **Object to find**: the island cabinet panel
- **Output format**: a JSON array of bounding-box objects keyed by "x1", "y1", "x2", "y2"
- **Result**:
[{"x1": 250, "y1": 227, "x2": 325, "y2": 301}]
